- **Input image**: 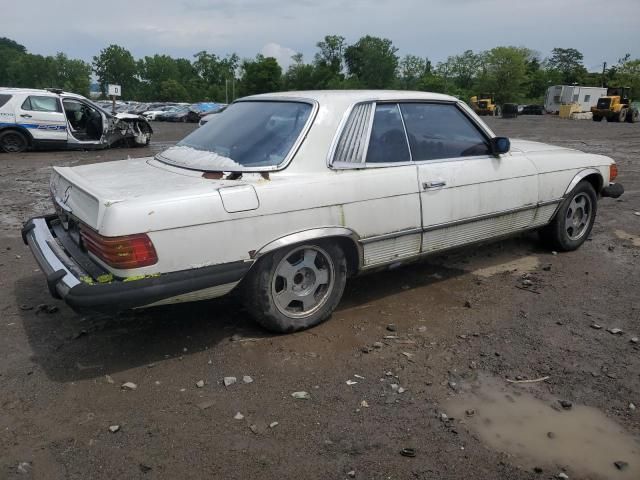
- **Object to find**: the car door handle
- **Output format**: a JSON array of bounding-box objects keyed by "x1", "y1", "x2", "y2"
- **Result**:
[
  {"x1": 20, "y1": 114, "x2": 32, "y2": 119},
  {"x1": 423, "y1": 181, "x2": 446, "y2": 189}
]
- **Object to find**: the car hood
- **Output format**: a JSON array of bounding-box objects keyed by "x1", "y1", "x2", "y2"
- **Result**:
[{"x1": 509, "y1": 139, "x2": 574, "y2": 154}]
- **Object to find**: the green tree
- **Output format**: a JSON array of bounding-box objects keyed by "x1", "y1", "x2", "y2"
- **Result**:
[
  {"x1": 159, "y1": 79, "x2": 189, "y2": 101},
  {"x1": 240, "y1": 55, "x2": 282, "y2": 95},
  {"x1": 547, "y1": 47, "x2": 587, "y2": 84},
  {"x1": 344, "y1": 36, "x2": 398, "y2": 89},
  {"x1": 92, "y1": 45, "x2": 139, "y2": 99},
  {"x1": 51, "y1": 53, "x2": 91, "y2": 95},
  {"x1": 284, "y1": 53, "x2": 318, "y2": 91},
  {"x1": 397, "y1": 55, "x2": 428, "y2": 90},
  {"x1": 476, "y1": 46, "x2": 531, "y2": 103},
  {"x1": 611, "y1": 54, "x2": 640, "y2": 100}
]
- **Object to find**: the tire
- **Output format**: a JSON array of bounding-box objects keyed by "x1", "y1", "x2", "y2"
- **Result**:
[
  {"x1": 243, "y1": 241, "x2": 348, "y2": 333},
  {"x1": 618, "y1": 108, "x2": 627, "y2": 123},
  {"x1": 592, "y1": 115, "x2": 602, "y2": 122},
  {"x1": 538, "y1": 180, "x2": 597, "y2": 251},
  {"x1": 626, "y1": 108, "x2": 639, "y2": 123},
  {"x1": 0, "y1": 129, "x2": 29, "y2": 153}
]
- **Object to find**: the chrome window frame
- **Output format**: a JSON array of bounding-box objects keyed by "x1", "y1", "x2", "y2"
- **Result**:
[
  {"x1": 156, "y1": 97, "x2": 319, "y2": 173},
  {"x1": 329, "y1": 99, "x2": 497, "y2": 170}
]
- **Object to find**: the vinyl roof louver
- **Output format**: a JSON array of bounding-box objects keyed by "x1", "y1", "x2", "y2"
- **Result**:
[{"x1": 333, "y1": 103, "x2": 373, "y2": 164}]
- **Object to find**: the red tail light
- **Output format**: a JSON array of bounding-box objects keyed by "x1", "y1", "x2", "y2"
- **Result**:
[
  {"x1": 80, "y1": 227, "x2": 158, "y2": 269},
  {"x1": 610, "y1": 163, "x2": 618, "y2": 181}
]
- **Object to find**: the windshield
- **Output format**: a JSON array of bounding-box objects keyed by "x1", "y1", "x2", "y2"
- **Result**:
[{"x1": 157, "y1": 101, "x2": 313, "y2": 171}]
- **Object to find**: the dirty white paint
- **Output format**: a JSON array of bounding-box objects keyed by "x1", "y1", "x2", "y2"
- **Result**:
[{"x1": 44, "y1": 90, "x2": 617, "y2": 305}]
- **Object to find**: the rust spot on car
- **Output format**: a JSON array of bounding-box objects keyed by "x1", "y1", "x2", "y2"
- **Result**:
[
  {"x1": 202, "y1": 172, "x2": 223, "y2": 180},
  {"x1": 260, "y1": 172, "x2": 270, "y2": 181},
  {"x1": 249, "y1": 250, "x2": 257, "y2": 259}
]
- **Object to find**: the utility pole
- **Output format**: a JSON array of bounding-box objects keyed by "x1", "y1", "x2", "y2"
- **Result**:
[
  {"x1": 601, "y1": 61, "x2": 607, "y2": 88},
  {"x1": 225, "y1": 79, "x2": 229, "y2": 104}
]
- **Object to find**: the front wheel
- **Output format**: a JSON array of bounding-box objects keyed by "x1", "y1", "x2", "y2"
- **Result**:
[
  {"x1": 538, "y1": 180, "x2": 597, "y2": 251},
  {"x1": 243, "y1": 242, "x2": 347, "y2": 333}
]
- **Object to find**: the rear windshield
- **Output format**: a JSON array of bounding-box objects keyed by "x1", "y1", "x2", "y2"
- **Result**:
[{"x1": 157, "y1": 101, "x2": 313, "y2": 171}]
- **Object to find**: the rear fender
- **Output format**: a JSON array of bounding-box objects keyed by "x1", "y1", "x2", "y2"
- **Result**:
[{"x1": 254, "y1": 227, "x2": 364, "y2": 269}]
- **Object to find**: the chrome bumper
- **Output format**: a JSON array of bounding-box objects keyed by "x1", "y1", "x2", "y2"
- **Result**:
[{"x1": 22, "y1": 216, "x2": 84, "y2": 299}]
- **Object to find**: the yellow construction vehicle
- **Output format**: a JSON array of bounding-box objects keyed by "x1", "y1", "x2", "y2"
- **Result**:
[
  {"x1": 591, "y1": 87, "x2": 639, "y2": 123},
  {"x1": 470, "y1": 93, "x2": 500, "y2": 116}
]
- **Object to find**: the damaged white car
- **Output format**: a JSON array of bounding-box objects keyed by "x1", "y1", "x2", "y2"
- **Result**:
[
  {"x1": 23, "y1": 91, "x2": 624, "y2": 332},
  {"x1": 0, "y1": 88, "x2": 152, "y2": 153}
]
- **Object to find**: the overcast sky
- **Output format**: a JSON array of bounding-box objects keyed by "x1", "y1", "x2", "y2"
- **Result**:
[{"x1": 2, "y1": 0, "x2": 638, "y2": 71}]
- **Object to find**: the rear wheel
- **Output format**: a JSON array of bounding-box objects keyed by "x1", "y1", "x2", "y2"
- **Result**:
[
  {"x1": 539, "y1": 181, "x2": 597, "y2": 251},
  {"x1": 0, "y1": 130, "x2": 28, "y2": 153},
  {"x1": 592, "y1": 114, "x2": 602, "y2": 122},
  {"x1": 626, "y1": 108, "x2": 639, "y2": 123},
  {"x1": 243, "y1": 241, "x2": 347, "y2": 333}
]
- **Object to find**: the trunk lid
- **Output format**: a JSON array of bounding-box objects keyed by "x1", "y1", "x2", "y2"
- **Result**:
[{"x1": 50, "y1": 157, "x2": 254, "y2": 233}]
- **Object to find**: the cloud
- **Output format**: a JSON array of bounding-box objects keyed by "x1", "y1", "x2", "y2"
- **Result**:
[
  {"x1": 0, "y1": 0, "x2": 638, "y2": 69},
  {"x1": 261, "y1": 43, "x2": 297, "y2": 70}
]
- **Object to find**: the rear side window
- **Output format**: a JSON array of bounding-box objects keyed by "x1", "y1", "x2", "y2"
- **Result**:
[
  {"x1": 366, "y1": 104, "x2": 411, "y2": 163},
  {"x1": 399, "y1": 103, "x2": 490, "y2": 161},
  {"x1": 21, "y1": 96, "x2": 62, "y2": 113},
  {"x1": 0, "y1": 94, "x2": 12, "y2": 108}
]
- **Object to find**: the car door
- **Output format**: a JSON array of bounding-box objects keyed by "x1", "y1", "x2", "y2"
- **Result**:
[
  {"x1": 399, "y1": 102, "x2": 539, "y2": 254},
  {"x1": 16, "y1": 95, "x2": 68, "y2": 143},
  {"x1": 330, "y1": 102, "x2": 422, "y2": 268}
]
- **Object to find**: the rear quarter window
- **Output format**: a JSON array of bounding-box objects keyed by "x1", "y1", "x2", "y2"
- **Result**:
[{"x1": 0, "y1": 94, "x2": 12, "y2": 108}]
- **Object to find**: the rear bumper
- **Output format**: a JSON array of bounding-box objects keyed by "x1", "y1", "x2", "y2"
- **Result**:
[
  {"x1": 601, "y1": 182, "x2": 624, "y2": 198},
  {"x1": 22, "y1": 215, "x2": 253, "y2": 313}
]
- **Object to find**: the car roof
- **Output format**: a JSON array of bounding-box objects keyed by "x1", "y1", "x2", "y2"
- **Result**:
[
  {"x1": 242, "y1": 90, "x2": 458, "y2": 104},
  {"x1": 0, "y1": 87, "x2": 88, "y2": 101}
]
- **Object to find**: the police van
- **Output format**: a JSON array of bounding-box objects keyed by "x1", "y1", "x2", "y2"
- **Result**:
[{"x1": 0, "y1": 88, "x2": 153, "y2": 153}]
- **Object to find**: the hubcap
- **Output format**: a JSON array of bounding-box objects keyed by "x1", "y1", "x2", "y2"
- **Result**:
[
  {"x1": 565, "y1": 192, "x2": 592, "y2": 241},
  {"x1": 271, "y1": 245, "x2": 335, "y2": 319}
]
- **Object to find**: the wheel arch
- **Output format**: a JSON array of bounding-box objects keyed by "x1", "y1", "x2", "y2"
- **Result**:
[
  {"x1": 0, "y1": 125, "x2": 34, "y2": 146},
  {"x1": 253, "y1": 227, "x2": 363, "y2": 275},
  {"x1": 564, "y1": 168, "x2": 603, "y2": 196}
]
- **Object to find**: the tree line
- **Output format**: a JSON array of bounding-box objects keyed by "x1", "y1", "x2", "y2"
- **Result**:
[{"x1": 1, "y1": 35, "x2": 639, "y2": 104}]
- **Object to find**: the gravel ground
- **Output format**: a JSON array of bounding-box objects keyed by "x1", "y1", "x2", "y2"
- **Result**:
[{"x1": 0, "y1": 117, "x2": 639, "y2": 479}]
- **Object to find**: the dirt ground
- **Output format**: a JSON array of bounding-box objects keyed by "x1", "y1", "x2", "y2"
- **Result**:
[{"x1": 1, "y1": 117, "x2": 639, "y2": 480}]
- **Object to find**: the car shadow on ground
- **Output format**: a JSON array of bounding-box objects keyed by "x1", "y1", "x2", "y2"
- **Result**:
[{"x1": 16, "y1": 233, "x2": 545, "y2": 384}]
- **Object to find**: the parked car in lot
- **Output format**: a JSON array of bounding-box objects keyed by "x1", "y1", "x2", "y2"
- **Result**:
[
  {"x1": 521, "y1": 104, "x2": 545, "y2": 115},
  {"x1": 0, "y1": 88, "x2": 153, "y2": 152},
  {"x1": 156, "y1": 105, "x2": 199, "y2": 122},
  {"x1": 198, "y1": 104, "x2": 227, "y2": 126},
  {"x1": 23, "y1": 90, "x2": 624, "y2": 333},
  {"x1": 143, "y1": 105, "x2": 178, "y2": 121}
]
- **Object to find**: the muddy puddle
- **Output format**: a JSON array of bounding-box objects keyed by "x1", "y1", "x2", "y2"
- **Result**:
[{"x1": 447, "y1": 376, "x2": 640, "y2": 479}]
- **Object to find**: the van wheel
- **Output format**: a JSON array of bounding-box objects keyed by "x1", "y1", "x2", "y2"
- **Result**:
[
  {"x1": 539, "y1": 181, "x2": 597, "y2": 251},
  {"x1": 243, "y1": 241, "x2": 347, "y2": 333},
  {"x1": 0, "y1": 130, "x2": 28, "y2": 153}
]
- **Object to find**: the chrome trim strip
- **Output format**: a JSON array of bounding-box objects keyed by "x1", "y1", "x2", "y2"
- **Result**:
[
  {"x1": 360, "y1": 227, "x2": 422, "y2": 245},
  {"x1": 255, "y1": 227, "x2": 364, "y2": 270},
  {"x1": 421, "y1": 202, "x2": 558, "y2": 233},
  {"x1": 26, "y1": 218, "x2": 81, "y2": 289},
  {"x1": 565, "y1": 168, "x2": 602, "y2": 194},
  {"x1": 358, "y1": 200, "x2": 563, "y2": 244}
]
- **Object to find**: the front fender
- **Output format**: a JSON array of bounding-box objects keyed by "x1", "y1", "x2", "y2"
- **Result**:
[{"x1": 564, "y1": 168, "x2": 603, "y2": 195}]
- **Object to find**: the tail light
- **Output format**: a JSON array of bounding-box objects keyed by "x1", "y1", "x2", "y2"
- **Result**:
[
  {"x1": 80, "y1": 227, "x2": 158, "y2": 269},
  {"x1": 610, "y1": 163, "x2": 618, "y2": 182}
]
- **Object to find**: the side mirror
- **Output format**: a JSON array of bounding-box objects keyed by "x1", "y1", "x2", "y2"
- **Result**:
[{"x1": 491, "y1": 137, "x2": 510, "y2": 155}]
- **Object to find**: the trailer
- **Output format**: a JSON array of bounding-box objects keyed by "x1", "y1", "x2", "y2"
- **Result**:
[{"x1": 544, "y1": 85, "x2": 607, "y2": 114}]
